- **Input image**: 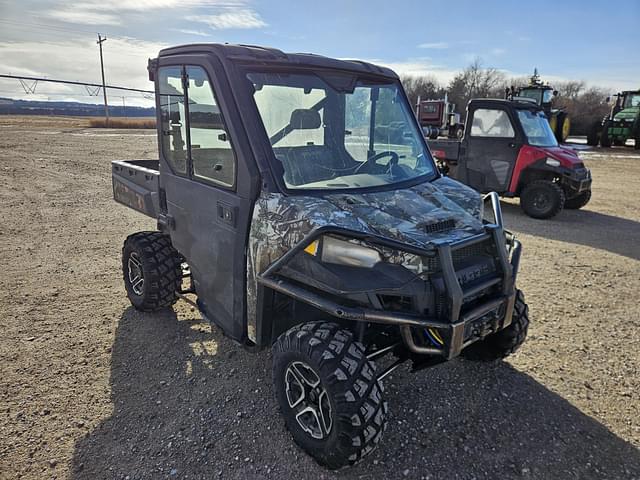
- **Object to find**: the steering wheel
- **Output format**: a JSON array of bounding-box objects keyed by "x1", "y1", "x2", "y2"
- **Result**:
[{"x1": 354, "y1": 151, "x2": 399, "y2": 175}]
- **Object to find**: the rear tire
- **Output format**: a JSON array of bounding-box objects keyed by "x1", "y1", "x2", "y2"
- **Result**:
[
  {"x1": 556, "y1": 113, "x2": 570, "y2": 143},
  {"x1": 586, "y1": 121, "x2": 601, "y2": 146},
  {"x1": 520, "y1": 180, "x2": 565, "y2": 219},
  {"x1": 272, "y1": 322, "x2": 387, "y2": 469},
  {"x1": 565, "y1": 189, "x2": 591, "y2": 209},
  {"x1": 461, "y1": 290, "x2": 529, "y2": 361},
  {"x1": 600, "y1": 122, "x2": 611, "y2": 147},
  {"x1": 122, "y1": 231, "x2": 182, "y2": 311}
]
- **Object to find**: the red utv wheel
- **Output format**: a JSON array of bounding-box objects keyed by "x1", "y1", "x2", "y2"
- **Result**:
[
  {"x1": 565, "y1": 189, "x2": 591, "y2": 209},
  {"x1": 520, "y1": 180, "x2": 565, "y2": 219}
]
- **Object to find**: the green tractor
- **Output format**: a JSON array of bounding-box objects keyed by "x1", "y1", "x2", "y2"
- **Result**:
[
  {"x1": 507, "y1": 69, "x2": 571, "y2": 143},
  {"x1": 587, "y1": 90, "x2": 640, "y2": 149}
]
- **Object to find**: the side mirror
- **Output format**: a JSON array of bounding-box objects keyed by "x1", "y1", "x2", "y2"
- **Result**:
[
  {"x1": 553, "y1": 90, "x2": 558, "y2": 96},
  {"x1": 605, "y1": 96, "x2": 611, "y2": 103}
]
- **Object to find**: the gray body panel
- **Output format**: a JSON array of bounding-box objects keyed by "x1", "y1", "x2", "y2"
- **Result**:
[{"x1": 112, "y1": 160, "x2": 160, "y2": 218}]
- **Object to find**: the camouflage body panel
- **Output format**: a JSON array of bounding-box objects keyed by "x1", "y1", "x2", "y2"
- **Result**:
[{"x1": 246, "y1": 176, "x2": 483, "y2": 341}]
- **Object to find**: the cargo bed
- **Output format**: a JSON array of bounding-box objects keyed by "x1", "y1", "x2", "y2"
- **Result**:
[
  {"x1": 427, "y1": 138, "x2": 461, "y2": 161},
  {"x1": 112, "y1": 160, "x2": 159, "y2": 218}
]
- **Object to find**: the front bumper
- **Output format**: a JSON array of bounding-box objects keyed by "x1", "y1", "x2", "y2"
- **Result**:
[
  {"x1": 257, "y1": 194, "x2": 521, "y2": 360},
  {"x1": 562, "y1": 167, "x2": 592, "y2": 194}
]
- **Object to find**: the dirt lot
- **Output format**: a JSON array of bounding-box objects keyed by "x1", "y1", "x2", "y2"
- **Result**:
[{"x1": 1, "y1": 115, "x2": 639, "y2": 480}]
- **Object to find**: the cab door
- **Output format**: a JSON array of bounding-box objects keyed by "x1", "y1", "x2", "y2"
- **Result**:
[
  {"x1": 462, "y1": 106, "x2": 521, "y2": 193},
  {"x1": 155, "y1": 61, "x2": 250, "y2": 341}
]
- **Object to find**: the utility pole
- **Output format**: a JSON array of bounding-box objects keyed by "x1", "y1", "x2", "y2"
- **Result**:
[
  {"x1": 97, "y1": 34, "x2": 109, "y2": 126},
  {"x1": 122, "y1": 96, "x2": 126, "y2": 117}
]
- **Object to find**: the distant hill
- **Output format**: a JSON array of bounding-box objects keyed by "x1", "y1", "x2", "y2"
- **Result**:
[{"x1": 0, "y1": 97, "x2": 155, "y2": 117}]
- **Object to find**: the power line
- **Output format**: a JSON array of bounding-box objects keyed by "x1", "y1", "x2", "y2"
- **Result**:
[
  {"x1": 0, "y1": 74, "x2": 154, "y2": 94},
  {"x1": 0, "y1": 18, "x2": 104, "y2": 37}
]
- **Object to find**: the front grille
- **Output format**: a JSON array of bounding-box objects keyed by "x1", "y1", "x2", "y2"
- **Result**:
[
  {"x1": 431, "y1": 237, "x2": 500, "y2": 320},
  {"x1": 424, "y1": 218, "x2": 455, "y2": 234},
  {"x1": 453, "y1": 239, "x2": 495, "y2": 269}
]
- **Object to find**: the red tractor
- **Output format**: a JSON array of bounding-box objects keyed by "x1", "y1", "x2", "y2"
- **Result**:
[{"x1": 428, "y1": 98, "x2": 591, "y2": 219}]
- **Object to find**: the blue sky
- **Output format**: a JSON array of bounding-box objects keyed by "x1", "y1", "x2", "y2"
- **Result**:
[{"x1": 0, "y1": 0, "x2": 638, "y2": 106}]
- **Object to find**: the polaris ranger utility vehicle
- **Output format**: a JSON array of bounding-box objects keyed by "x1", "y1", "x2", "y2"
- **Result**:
[
  {"x1": 507, "y1": 69, "x2": 571, "y2": 143},
  {"x1": 429, "y1": 98, "x2": 592, "y2": 219},
  {"x1": 587, "y1": 89, "x2": 640, "y2": 148},
  {"x1": 112, "y1": 43, "x2": 529, "y2": 468}
]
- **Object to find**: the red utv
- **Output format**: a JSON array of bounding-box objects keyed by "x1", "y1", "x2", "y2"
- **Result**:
[{"x1": 428, "y1": 98, "x2": 592, "y2": 219}]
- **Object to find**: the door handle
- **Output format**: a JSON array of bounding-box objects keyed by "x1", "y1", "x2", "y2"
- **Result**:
[
  {"x1": 508, "y1": 142, "x2": 516, "y2": 148},
  {"x1": 217, "y1": 202, "x2": 236, "y2": 227}
]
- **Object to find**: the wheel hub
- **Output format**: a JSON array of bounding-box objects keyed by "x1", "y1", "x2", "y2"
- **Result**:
[
  {"x1": 532, "y1": 191, "x2": 550, "y2": 211},
  {"x1": 127, "y1": 252, "x2": 144, "y2": 295},
  {"x1": 284, "y1": 361, "x2": 332, "y2": 440}
]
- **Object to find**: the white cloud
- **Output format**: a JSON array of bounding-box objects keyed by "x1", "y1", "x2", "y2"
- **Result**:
[
  {"x1": 490, "y1": 48, "x2": 506, "y2": 56},
  {"x1": 362, "y1": 58, "x2": 458, "y2": 85},
  {"x1": 44, "y1": 0, "x2": 254, "y2": 27},
  {"x1": 70, "y1": 0, "x2": 242, "y2": 12},
  {"x1": 47, "y1": 9, "x2": 121, "y2": 26},
  {"x1": 186, "y1": 9, "x2": 267, "y2": 29},
  {"x1": 417, "y1": 42, "x2": 449, "y2": 50},
  {"x1": 171, "y1": 28, "x2": 212, "y2": 37}
]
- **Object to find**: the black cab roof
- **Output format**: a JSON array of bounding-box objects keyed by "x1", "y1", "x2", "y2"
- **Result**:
[
  {"x1": 468, "y1": 98, "x2": 543, "y2": 111},
  {"x1": 157, "y1": 43, "x2": 398, "y2": 79}
]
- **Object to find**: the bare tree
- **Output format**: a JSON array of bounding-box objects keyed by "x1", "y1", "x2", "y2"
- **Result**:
[
  {"x1": 447, "y1": 58, "x2": 506, "y2": 111},
  {"x1": 400, "y1": 74, "x2": 445, "y2": 109},
  {"x1": 399, "y1": 59, "x2": 612, "y2": 135}
]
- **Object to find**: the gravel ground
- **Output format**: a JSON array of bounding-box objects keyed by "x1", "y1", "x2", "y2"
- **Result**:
[{"x1": 0, "y1": 116, "x2": 639, "y2": 480}]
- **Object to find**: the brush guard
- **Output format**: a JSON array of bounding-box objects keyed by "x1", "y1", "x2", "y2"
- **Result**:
[{"x1": 256, "y1": 192, "x2": 521, "y2": 359}]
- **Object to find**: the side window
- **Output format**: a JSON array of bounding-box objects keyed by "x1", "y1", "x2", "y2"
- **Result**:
[
  {"x1": 186, "y1": 66, "x2": 236, "y2": 188},
  {"x1": 470, "y1": 108, "x2": 515, "y2": 138},
  {"x1": 158, "y1": 67, "x2": 188, "y2": 175}
]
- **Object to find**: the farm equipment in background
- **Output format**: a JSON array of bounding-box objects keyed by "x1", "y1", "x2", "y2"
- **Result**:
[
  {"x1": 416, "y1": 94, "x2": 464, "y2": 139},
  {"x1": 428, "y1": 97, "x2": 591, "y2": 219},
  {"x1": 507, "y1": 69, "x2": 571, "y2": 143},
  {"x1": 587, "y1": 89, "x2": 640, "y2": 149}
]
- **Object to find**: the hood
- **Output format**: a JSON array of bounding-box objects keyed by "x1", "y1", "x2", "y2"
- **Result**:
[
  {"x1": 614, "y1": 106, "x2": 639, "y2": 122},
  {"x1": 321, "y1": 176, "x2": 483, "y2": 248},
  {"x1": 540, "y1": 146, "x2": 583, "y2": 168},
  {"x1": 251, "y1": 176, "x2": 485, "y2": 254}
]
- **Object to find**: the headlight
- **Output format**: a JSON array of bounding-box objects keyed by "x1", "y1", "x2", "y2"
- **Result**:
[
  {"x1": 305, "y1": 236, "x2": 381, "y2": 268},
  {"x1": 545, "y1": 157, "x2": 561, "y2": 167}
]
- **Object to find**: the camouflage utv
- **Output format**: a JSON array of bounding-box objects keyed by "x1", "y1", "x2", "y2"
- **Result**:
[{"x1": 112, "y1": 43, "x2": 529, "y2": 469}]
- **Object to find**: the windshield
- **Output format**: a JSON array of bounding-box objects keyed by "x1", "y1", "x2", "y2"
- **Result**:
[
  {"x1": 519, "y1": 88, "x2": 542, "y2": 105},
  {"x1": 247, "y1": 72, "x2": 436, "y2": 190},
  {"x1": 517, "y1": 109, "x2": 558, "y2": 147},
  {"x1": 623, "y1": 93, "x2": 640, "y2": 108}
]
